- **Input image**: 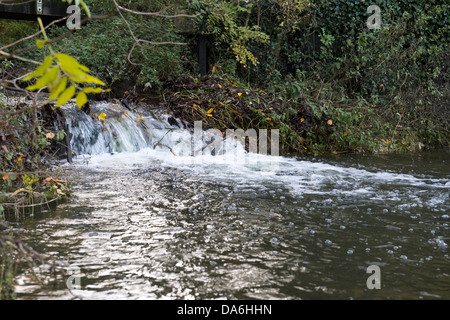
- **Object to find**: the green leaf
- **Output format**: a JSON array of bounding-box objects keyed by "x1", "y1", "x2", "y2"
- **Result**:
[
  {"x1": 76, "y1": 91, "x2": 87, "y2": 108},
  {"x1": 26, "y1": 66, "x2": 59, "y2": 91},
  {"x1": 49, "y1": 77, "x2": 68, "y2": 100},
  {"x1": 80, "y1": 0, "x2": 91, "y2": 18},
  {"x1": 56, "y1": 85, "x2": 76, "y2": 106},
  {"x1": 23, "y1": 55, "x2": 53, "y2": 81}
]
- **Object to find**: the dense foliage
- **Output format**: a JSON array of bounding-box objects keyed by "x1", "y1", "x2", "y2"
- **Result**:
[{"x1": 1, "y1": 0, "x2": 449, "y2": 157}]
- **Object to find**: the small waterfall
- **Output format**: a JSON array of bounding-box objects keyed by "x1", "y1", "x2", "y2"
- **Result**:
[
  {"x1": 62, "y1": 100, "x2": 276, "y2": 172},
  {"x1": 63, "y1": 101, "x2": 187, "y2": 156}
]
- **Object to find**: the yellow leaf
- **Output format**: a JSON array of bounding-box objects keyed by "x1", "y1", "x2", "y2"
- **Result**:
[
  {"x1": 212, "y1": 66, "x2": 216, "y2": 74},
  {"x1": 46, "y1": 132, "x2": 55, "y2": 139},
  {"x1": 82, "y1": 87, "x2": 104, "y2": 94},
  {"x1": 26, "y1": 66, "x2": 59, "y2": 91},
  {"x1": 237, "y1": 92, "x2": 242, "y2": 97},
  {"x1": 218, "y1": 84, "x2": 222, "y2": 89},
  {"x1": 70, "y1": 74, "x2": 105, "y2": 86},
  {"x1": 343, "y1": 132, "x2": 348, "y2": 136},
  {"x1": 207, "y1": 114, "x2": 213, "y2": 117},
  {"x1": 98, "y1": 113, "x2": 106, "y2": 121},
  {"x1": 207, "y1": 108, "x2": 214, "y2": 114},
  {"x1": 56, "y1": 85, "x2": 76, "y2": 106},
  {"x1": 327, "y1": 120, "x2": 333, "y2": 125},
  {"x1": 36, "y1": 39, "x2": 47, "y2": 49},
  {"x1": 301, "y1": 118, "x2": 305, "y2": 122},
  {"x1": 76, "y1": 91, "x2": 88, "y2": 109},
  {"x1": 23, "y1": 55, "x2": 53, "y2": 81},
  {"x1": 54, "y1": 53, "x2": 90, "y2": 73},
  {"x1": 49, "y1": 77, "x2": 68, "y2": 100},
  {"x1": 266, "y1": 117, "x2": 272, "y2": 121}
]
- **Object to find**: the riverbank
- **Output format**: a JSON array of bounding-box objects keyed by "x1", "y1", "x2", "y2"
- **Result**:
[{"x1": 122, "y1": 75, "x2": 450, "y2": 155}]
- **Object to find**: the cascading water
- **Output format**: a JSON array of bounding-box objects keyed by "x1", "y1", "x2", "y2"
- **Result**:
[
  {"x1": 63, "y1": 101, "x2": 185, "y2": 156},
  {"x1": 12, "y1": 100, "x2": 450, "y2": 300}
]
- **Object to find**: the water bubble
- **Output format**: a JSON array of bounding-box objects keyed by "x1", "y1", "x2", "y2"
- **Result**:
[
  {"x1": 387, "y1": 250, "x2": 394, "y2": 254},
  {"x1": 365, "y1": 248, "x2": 371, "y2": 253},
  {"x1": 254, "y1": 226, "x2": 260, "y2": 230},
  {"x1": 289, "y1": 222, "x2": 294, "y2": 227},
  {"x1": 347, "y1": 249, "x2": 354, "y2": 255},
  {"x1": 273, "y1": 251, "x2": 278, "y2": 256},
  {"x1": 408, "y1": 228, "x2": 414, "y2": 232},
  {"x1": 383, "y1": 209, "x2": 389, "y2": 214},
  {"x1": 325, "y1": 218, "x2": 332, "y2": 224},
  {"x1": 431, "y1": 230, "x2": 436, "y2": 235},
  {"x1": 426, "y1": 256, "x2": 432, "y2": 261},
  {"x1": 442, "y1": 214, "x2": 449, "y2": 219},
  {"x1": 310, "y1": 230, "x2": 316, "y2": 235},
  {"x1": 393, "y1": 246, "x2": 399, "y2": 251},
  {"x1": 280, "y1": 196, "x2": 286, "y2": 200},
  {"x1": 325, "y1": 240, "x2": 333, "y2": 246},
  {"x1": 271, "y1": 237, "x2": 279, "y2": 244},
  {"x1": 340, "y1": 226, "x2": 346, "y2": 230},
  {"x1": 280, "y1": 202, "x2": 285, "y2": 206},
  {"x1": 400, "y1": 255, "x2": 408, "y2": 260},
  {"x1": 210, "y1": 261, "x2": 217, "y2": 267}
]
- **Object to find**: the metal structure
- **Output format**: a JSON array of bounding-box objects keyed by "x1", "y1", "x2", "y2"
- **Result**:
[{"x1": 0, "y1": 0, "x2": 68, "y2": 22}]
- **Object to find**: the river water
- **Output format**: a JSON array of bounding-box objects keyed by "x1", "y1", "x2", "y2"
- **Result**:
[{"x1": 12, "y1": 103, "x2": 450, "y2": 300}]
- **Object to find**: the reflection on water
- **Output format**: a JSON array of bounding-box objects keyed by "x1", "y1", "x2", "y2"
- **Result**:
[{"x1": 14, "y1": 150, "x2": 450, "y2": 300}]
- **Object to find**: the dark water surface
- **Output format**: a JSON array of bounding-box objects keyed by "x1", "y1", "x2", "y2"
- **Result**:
[{"x1": 15, "y1": 150, "x2": 449, "y2": 300}]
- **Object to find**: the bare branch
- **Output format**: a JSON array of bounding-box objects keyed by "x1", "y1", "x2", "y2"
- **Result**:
[
  {"x1": 0, "y1": 50, "x2": 40, "y2": 65},
  {"x1": 113, "y1": 1, "x2": 200, "y2": 19},
  {"x1": 0, "y1": 0, "x2": 35, "y2": 6}
]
